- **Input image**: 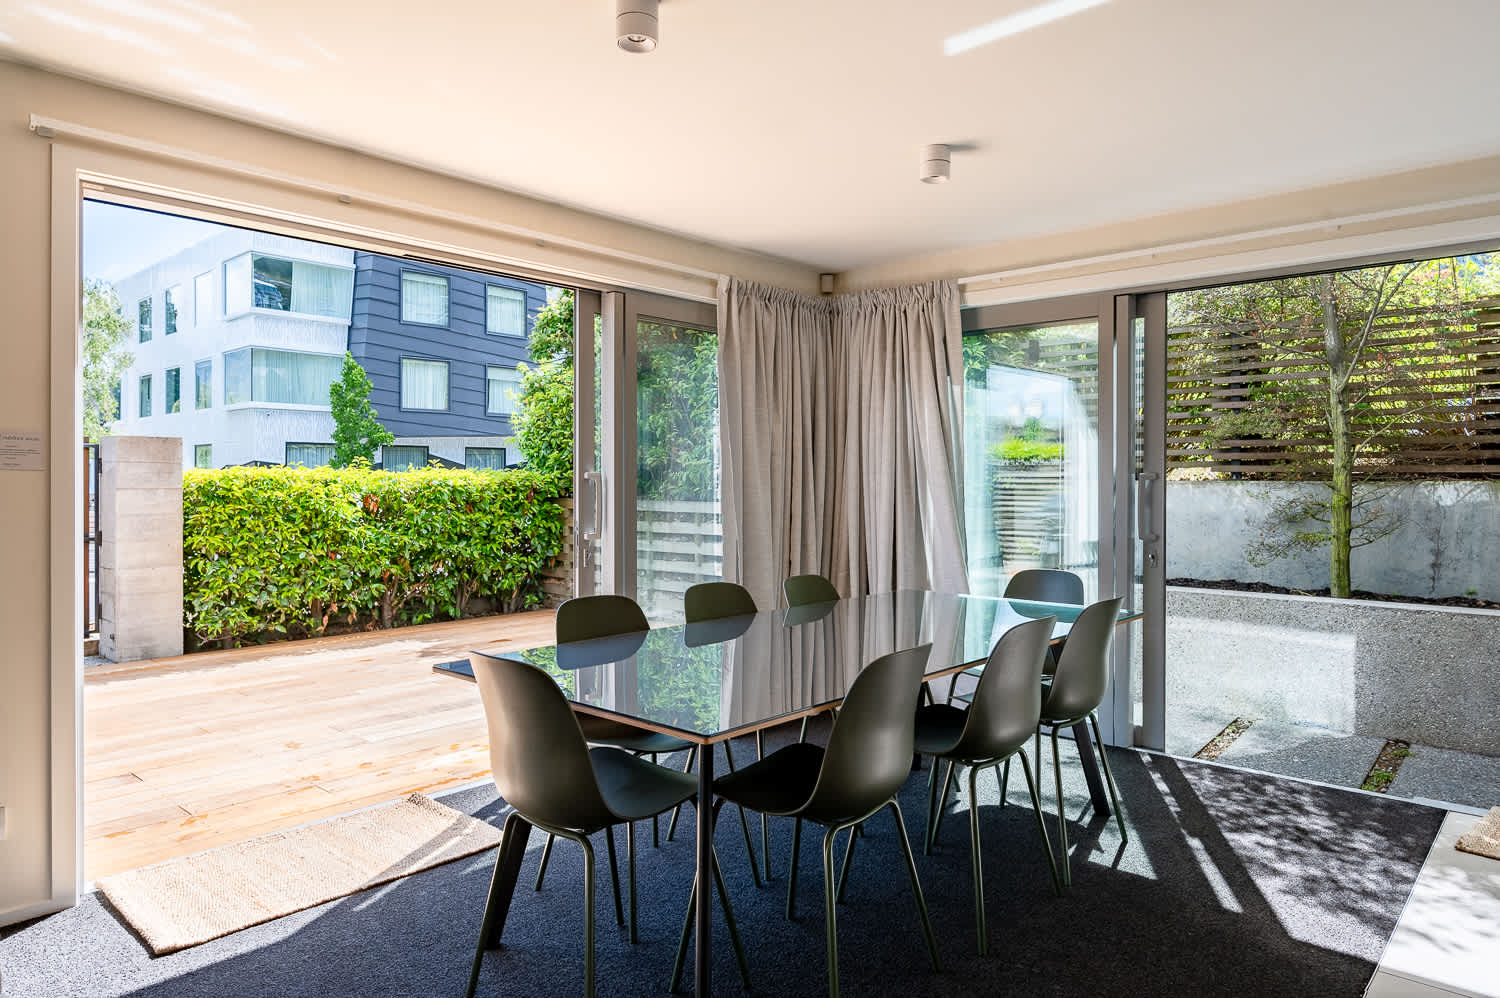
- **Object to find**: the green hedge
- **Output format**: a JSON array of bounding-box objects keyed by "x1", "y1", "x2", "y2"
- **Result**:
[{"x1": 183, "y1": 465, "x2": 566, "y2": 647}]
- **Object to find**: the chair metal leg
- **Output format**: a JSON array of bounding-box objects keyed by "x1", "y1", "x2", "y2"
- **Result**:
[
  {"x1": 929, "y1": 760, "x2": 957, "y2": 847},
  {"x1": 756, "y1": 730, "x2": 772, "y2": 882},
  {"x1": 1089, "y1": 712, "x2": 1129, "y2": 843},
  {"x1": 627, "y1": 820, "x2": 638, "y2": 943},
  {"x1": 711, "y1": 846, "x2": 753, "y2": 990},
  {"x1": 1015, "y1": 748, "x2": 1062, "y2": 897},
  {"x1": 1050, "y1": 725, "x2": 1071, "y2": 887},
  {"x1": 1000, "y1": 758, "x2": 1010, "y2": 807},
  {"x1": 923, "y1": 753, "x2": 941, "y2": 855},
  {"x1": 786, "y1": 817, "x2": 803, "y2": 920},
  {"x1": 666, "y1": 745, "x2": 698, "y2": 842},
  {"x1": 799, "y1": 715, "x2": 811, "y2": 742},
  {"x1": 581, "y1": 837, "x2": 597, "y2": 998},
  {"x1": 650, "y1": 754, "x2": 660, "y2": 848},
  {"x1": 723, "y1": 741, "x2": 762, "y2": 888},
  {"x1": 836, "y1": 824, "x2": 857, "y2": 903},
  {"x1": 967, "y1": 764, "x2": 987, "y2": 955},
  {"x1": 821, "y1": 826, "x2": 841, "y2": 998},
  {"x1": 604, "y1": 824, "x2": 624, "y2": 927},
  {"x1": 888, "y1": 800, "x2": 941, "y2": 972},
  {"x1": 534, "y1": 832, "x2": 555, "y2": 891}
]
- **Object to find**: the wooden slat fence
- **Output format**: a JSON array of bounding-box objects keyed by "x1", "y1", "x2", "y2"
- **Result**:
[{"x1": 1167, "y1": 298, "x2": 1500, "y2": 478}]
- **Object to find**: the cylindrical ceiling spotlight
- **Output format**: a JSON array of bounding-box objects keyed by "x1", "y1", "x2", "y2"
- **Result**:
[
  {"x1": 617, "y1": 0, "x2": 659, "y2": 53},
  {"x1": 920, "y1": 144, "x2": 951, "y2": 184}
]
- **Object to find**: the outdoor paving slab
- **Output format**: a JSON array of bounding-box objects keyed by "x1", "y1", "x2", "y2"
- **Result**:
[
  {"x1": 1387, "y1": 744, "x2": 1500, "y2": 812},
  {"x1": 1164, "y1": 705, "x2": 1237, "y2": 759},
  {"x1": 1214, "y1": 721, "x2": 1386, "y2": 787}
]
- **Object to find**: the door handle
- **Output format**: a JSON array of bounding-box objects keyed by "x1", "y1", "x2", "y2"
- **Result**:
[
  {"x1": 1137, "y1": 471, "x2": 1160, "y2": 545},
  {"x1": 582, "y1": 471, "x2": 603, "y2": 542}
]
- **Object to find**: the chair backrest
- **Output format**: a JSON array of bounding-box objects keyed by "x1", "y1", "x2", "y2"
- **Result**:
[
  {"x1": 783, "y1": 573, "x2": 840, "y2": 608},
  {"x1": 798, "y1": 644, "x2": 931, "y2": 824},
  {"x1": 1042, "y1": 596, "x2": 1124, "y2": 722},
  {"x1": 684, "y1": 581, "x2": 758, "y2": 623},
  {"x1": 1004, "y1": 569, "x2": 1085, "y2": 605},
  {"x1": 469, "y1": 651, "x2": 615, "y2": 833},
  {"x1": 556, "y1": 594, "x2": 649, "y2": 643},
  {"x1": 953, "y1": 615, "x2": 1055, "y2": 762}
]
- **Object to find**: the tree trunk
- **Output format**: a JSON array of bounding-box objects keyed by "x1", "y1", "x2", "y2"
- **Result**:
[{"x1": 1320, "y1": 275, "x2": 1354, "y2": 598}]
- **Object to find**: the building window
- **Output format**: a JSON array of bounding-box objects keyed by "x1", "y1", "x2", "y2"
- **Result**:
[
  {"x1": 286, "y1": 442, "x2": 337, "y2": 467},
  {"x1": 194, "y1": 444, "x2": 213, "y2": 469},
  {"x1": 165, "y1": 367, "x2": 182, "y2": 413},
  {"x1": 401, "y1": 272, "x2": 449, "y2": 326},
  {"x1": 165, "y1": 285, "x2": 181, "y2": 335},
  {"x1": 486, "y1": 285, "x2": 526, "y2": 337},
  {"x1": 222, "y1": 253, "x2": 352, "y2": 320},
  {"x1": 486, "y1": 365, "x2": 521, "y2": 416},
  {"x1": 111, "y1": 379, "x2": 121, "y2": 421},
  {"x1": 194, "y1": 271, "x2": 213, "y2": 326},
  {"x1": 401, "y1": 358, "x2": 450, "y2": 410},
  {"x1": 138, "y1": 374, "x2": 152, "y2": 418},
  {"x1": 383, "y1": 445, "x2": 429, "y2": 471},
  {"x1": 465, "y1": 447, "x2": 507, "y2": 470},
  {"x1": 195, "y1": 359, "x2": 212, "y2": 409},
  {"x1": 224, "y1": 348, "x2": 342, "y2": 405},
  {"x1": 138, "y1": 297, "x2": 152, "y2": 342}
]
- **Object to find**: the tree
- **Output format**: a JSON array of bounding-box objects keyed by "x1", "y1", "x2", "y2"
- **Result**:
[
  {"x1": 328, "y1": 352, "x2": 393, "y2": 467},
  {"x1": 1171, "y1": 256, "x2": 1499, "y2": 597},
  {"x1": 81, "y1": 279, "x2": 134, "y2": 443},
  {"x1": 513, "y1": 290, "x2": 576, "y2": 486}
]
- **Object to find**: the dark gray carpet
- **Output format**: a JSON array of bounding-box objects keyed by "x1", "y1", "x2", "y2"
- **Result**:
[{"x1": 0, "y1": 729, "x2": 1444, "y2": 998}]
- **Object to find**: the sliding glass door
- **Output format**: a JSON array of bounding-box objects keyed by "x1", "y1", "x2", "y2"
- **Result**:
[{"x1": 576, "y1": 290, "x2": 719, "y2": 622}]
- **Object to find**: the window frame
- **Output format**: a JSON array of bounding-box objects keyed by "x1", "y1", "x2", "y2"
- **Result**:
[
  {"x1": 485, "y1": 364, "x2": 521, "y2": 417},
  {"x1": 164, "y1": 285, "x2": 181, "y2": 335},
  {"x1": 400, "y1": 269, "x2": 452, "y2": 328},
  {"x1": 223, "y1": 346, "x2": 343, "y2": 408},
  {"x1": 137, "y1": 296, "x2": 152, "y2": 342},
  {"x1": 164, "y1": 366, "x2": 181, "y2": 414},
  {"x1": 399, "y1": 355, "x2": 452, "y2": 412},
  {"x1": 137, "y1": 373, "x2": 153, "y2": 418},
  {"x1": 382, "y1": 444, "x2": 430, "y2": 471},
  {"x1": 221, "y1": 250, "x2": 354, "y2": 324},
  {"x1": 194, "y1": 358, "x2": 213, "y2": 409},
  {"x1": 194, "y1": 444, "x2": 213, "y2": 469},
  {"x1": 485, "y1": 283, "x2": 527, "y2": 337},
  {"x1": 464, "y1": 446, "x2": 507, "y2": 470},
  {"x1": 285, "y1": 441, "x2": 337, "y2": 468},
  {"x1": 194, "y1": 271, "x2": 214, "y2": 327}
]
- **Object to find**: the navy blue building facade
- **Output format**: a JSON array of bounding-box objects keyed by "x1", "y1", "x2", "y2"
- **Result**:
[{"x1": 348, "y1": 253, "x2": 550, "y2": 466}]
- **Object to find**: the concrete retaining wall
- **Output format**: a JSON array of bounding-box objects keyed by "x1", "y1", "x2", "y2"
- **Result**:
[
  {"x1": 1168, "y1": 480, "x2": 1500, "y2": 599},
  {"x1": 98, "y1": 436, "x2": 183, "y2": 662},
  {"x1": 1168, "y1": 587, "x2": 1500, "y2": 755}
]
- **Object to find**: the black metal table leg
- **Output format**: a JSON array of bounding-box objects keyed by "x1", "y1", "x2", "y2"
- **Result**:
[
  {"x1": 486, "y1": 813, "x2": 533, "y2": 945},
  {"x1": 1070, "y1": 720, "x2": 1111, "y2": 815},
  {"x1": 695, "y1": 742, "x2": 714, "y2": 995}
]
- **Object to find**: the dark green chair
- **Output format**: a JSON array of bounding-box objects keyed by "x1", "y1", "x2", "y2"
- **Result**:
[
  {"x1": 689, "y1": 644, "x2": 942, "y2": 998},
  {"x1": 783, "y1": 573, "x2": 841, "y2": 607},
  {"x1": 465, "y1": 652, "x2": 748, "y2": 998},
  {"x1": 675, "y1": 581, "x2": 762, "y2": 884},
  {"x1": 536, "y1": 595, "x2": 694, "y2": 892},
  {"x1": 1006, "y1": 569, "x2": 1084, "y2": 677},
  {"x1": 1035, "y1": 595, "x2": 1128, "y2": 886},
  {"x1": 915, "y1": 615, "x2": 1061, "y2": 954}
]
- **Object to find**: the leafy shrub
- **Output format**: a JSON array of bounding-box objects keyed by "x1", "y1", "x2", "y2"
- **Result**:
[
  {"x1": 183, "y1": 465, "x2": 566, "y2": 647},
  {"x1": 990, "y1": 437, "x2": 1064, "y2": 464}
]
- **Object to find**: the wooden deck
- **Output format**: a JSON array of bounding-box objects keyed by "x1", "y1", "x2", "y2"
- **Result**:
[{"x1": 84, "y1": 610, "x2": 556, "y2": 880}]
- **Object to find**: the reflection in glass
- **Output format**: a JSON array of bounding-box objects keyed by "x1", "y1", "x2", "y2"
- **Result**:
[{"x1": 962, "y1": 321, "x2": 1099, "y2": 599}]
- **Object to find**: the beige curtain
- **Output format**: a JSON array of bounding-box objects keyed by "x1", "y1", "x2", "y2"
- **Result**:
[{"x1": 717, "y1": 276, "x2": 968, "y2": 610}]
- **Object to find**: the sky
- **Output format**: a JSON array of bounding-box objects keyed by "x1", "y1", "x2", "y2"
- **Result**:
[{"x1": 82, "y1": 200, "x2": 226, "y2": 283}]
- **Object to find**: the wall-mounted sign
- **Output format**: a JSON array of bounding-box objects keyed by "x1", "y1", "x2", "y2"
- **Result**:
[{"x1": 0, "y1": 428, "x2": 45, "y2": 471}]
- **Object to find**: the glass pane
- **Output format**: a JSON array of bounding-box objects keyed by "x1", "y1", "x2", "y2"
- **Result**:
[
  {"x1": 223, "y1": 254, "x2": 251, "y2": 315},
  {"x1": 194, "y1": 271, "x2": 214, "y2": 326},
  {"x1": 486, "y1": 285, "x2": 526, "y2": 336},
  {"x1": 137, "y1": 297, "x2": 152, "y2": 342},
  {"x1": 286, "y1": 443, "x2": 335, "y2": 467},
  {"x1": 165, "y1": 368, "x2": 181, "y2": 413},
  {"x1": 195, "y1": 360, "x2": 212, "y2": 409},
  {"x1": 252, "y1": 349, "x2": 341, "y2": 405},
  {"x1": 194, "y1": 444, "x2": 213, "y2": 469},
  {"x1": 224, "y1": 348, "x2": 250, "y2": 404},
  {"x1": 401, "y1": 272, "x2": 449, "y2": 325},
  {"x1": 465, "y1": 446, "x2": 506, "y2": 470},
  {"x1": 252, "y1": 255, "x2": 293, "y2": 311},
  {"x1": 384, "y1": 445, "x2": 428, "y2": 471},
  {"x1": 165, "y1": 286, "x2": 180, "y2": 335},
  {"x1": 290, "y1": 261, "x2": 353, "y2": 320},
  {"x1": 962, "y1": 320, "x2": 1100, "y2": 600},
  {"x1": 635, "y1": 317, "x2": 721, "y2": 623},
  {"x1": 138, "y1": 375, "x2": 152, "y2": 418},
  {"x1": 486, "y1": 365, "x2": 519, "y2": 415},
  {"x1": 401, "y1": 358, "x2": 449, "y2": 410}
]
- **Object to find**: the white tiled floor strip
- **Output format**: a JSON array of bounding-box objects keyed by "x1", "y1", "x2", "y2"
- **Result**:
[{"x1": 1366, "y1": 811, "x2": 1500, "y2": 998}]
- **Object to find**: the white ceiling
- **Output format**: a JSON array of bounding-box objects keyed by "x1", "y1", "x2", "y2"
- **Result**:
[{"x1": 5, "y1": 0, "x2": 1500, "y2": 272}]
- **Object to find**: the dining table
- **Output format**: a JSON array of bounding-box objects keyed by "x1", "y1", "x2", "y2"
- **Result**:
[{"x1": 436, "y1": 588, "x2": 1142, "y2": 996}]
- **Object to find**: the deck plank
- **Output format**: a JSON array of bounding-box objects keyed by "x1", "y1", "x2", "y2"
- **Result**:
[{"x1": 84, "y1": 609, "x2": 555, "y2": 880}]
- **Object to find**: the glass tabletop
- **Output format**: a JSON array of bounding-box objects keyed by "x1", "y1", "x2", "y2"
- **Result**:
[{"x1": 439, "y1": 590, "x2": 1139, "y2": 743}]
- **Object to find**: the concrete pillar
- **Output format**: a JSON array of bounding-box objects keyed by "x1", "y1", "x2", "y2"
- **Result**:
[{"x1": 98, "y1": 436, "x2": 183, "y2": 662}]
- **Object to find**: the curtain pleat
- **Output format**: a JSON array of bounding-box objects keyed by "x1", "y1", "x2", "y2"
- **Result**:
[{"x1": 717, "y1": 277, "x2": 969, "y2": 610}]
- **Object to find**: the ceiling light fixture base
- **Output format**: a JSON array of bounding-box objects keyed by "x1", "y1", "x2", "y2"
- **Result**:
[
  {"x1": 617, "y1": 0, "x2": 659, "y2": 53},
  {"x1": 920, "y1": 144, "x2": 952, "y2": 184}
]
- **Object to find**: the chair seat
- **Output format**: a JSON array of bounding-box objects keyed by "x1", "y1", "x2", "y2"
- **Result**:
[
  {"x1": 913, "y1": 703, "x2": 967, "y2": 757},
  {"x1": 590, "y1": 747, "x2": 698, "y2": 823},
  {"x1": 577, "y1": 713, "x2": 693, "y2": 754},
  {"x1": 712, "y1": 741, "x2": 825, "y2": 816}
]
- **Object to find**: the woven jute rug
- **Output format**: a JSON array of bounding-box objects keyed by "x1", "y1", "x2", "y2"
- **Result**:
[
  {"x1": 1455, "y1": 806, "x2": 1500, "y2": 861},
  {"x1": 97, "y1": 793, "x2": 503, "y2": 956}
]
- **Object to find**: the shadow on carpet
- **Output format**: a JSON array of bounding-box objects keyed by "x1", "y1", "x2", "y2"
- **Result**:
[{"x1": 0, "y1": 742, "x2": 1443, "y2": 998}]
